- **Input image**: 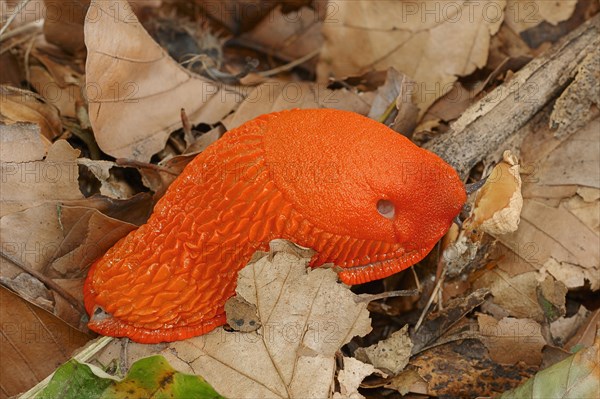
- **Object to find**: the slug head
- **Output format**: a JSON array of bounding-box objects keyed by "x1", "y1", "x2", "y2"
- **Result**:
[{"x1": 263, "y1": 109, "x2": 466, "y2": 283}]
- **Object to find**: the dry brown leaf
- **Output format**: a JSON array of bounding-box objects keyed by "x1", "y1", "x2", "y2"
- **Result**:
[
  {"x1": 564, "y1": 192, "x2": 600, "y2": 233},
  {"x1": 355, "y1": 325, "x2": 412, "y2": 375},
  {"x1": 473, "y1": 269, "x2": 566, "y2": 323},
  {"x1": 77, "y1": 158, "x2": 134, "y2": 199},
  {"x1": 504, "y1": 0, "x2": 578, "y2": 34},
  {"x1": 535, "y1": 118, "x2": 600, "y2": 189},
  {"x1": 0, "y1": 203, "x2": 136, "y2": 330},
  {"x1": 0, "y1": 123, "x2": 48, "y2": 162},
  {"x1": 477, "y1": 314, "x2": 546, "y2": 366},
  {"x1": 566, "y1": 309, "x2": 600, "y2": 351},
  {"x1": 240, "y1": 5, "x2": 322, "y2": 68},
  {"x1": 223, "y1": 81, "x2": 374, "y2": 129},
  {"x1": 383, "y1": 369, "x2": 428, "y2": 395},
  {"x1": 42, "y1": 0, "x2": 88, "y2": 54},
  {"x1": 0, "y1": 86, "x2": 62, "y2": 142},
  {"x1": 161, "y1": 240, "x2": 372, "y2": 398},
  {"x1": 0, "y1": 286, "x2": 90, "y2": 398},
  {"x1": 318, "y1": 0, "x2": 505, "y2": 115},
  {"x1": 0, "y1": 140, "x2": 82, "y2": 217},
  {"x1": 28, "y1": 65, "x2": 82, "y2": 119},
  {"x1": 367, "y1": 67, "x2": 419, "y2": 136},
  {"x1": 84, "y1": 0, "x2": 242, "y2": 162},
  {"x1": 496, "y1": 116, "x2": 600, "y2": 290}
]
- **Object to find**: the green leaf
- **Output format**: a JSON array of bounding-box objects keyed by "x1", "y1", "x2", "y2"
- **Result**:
[
  {"x1": 36, "y1": 355, "x2": 225, "y2": 399},
  {"x1": 37, "y1": 360, "x2": 113, "y2": 399}
]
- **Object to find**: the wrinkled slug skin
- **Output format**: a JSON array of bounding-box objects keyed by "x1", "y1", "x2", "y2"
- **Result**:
[{"x1": 84, "y1": 109, "x2": 466, "y2": 343}]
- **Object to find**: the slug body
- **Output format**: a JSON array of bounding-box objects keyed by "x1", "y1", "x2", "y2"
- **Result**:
[{"x1": 84, "y1": 109, "x2": 466, "y2": 343}]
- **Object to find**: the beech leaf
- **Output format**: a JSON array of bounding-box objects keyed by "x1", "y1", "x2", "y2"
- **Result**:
[
  {"x1": 162, "y1": 240, "x2": 372, "y2": 398},
  {"x1": 84, "y1": 0, "x2": 241, "y2": 161}
]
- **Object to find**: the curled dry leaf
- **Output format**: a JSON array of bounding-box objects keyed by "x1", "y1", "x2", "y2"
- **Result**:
[
  {"x1": 442, "y1": 151, "x2": 522, "y2": 275},
  {"x1": 318, "y1": 0, "x2": 505, "y2": 115},
  {"x1": 367, "y1": 67, "x2": 419, "y2": 136},
  {"x1": 84, "y1": 0, "x2": 242, "y2": 162},
  {"x1": 77, "y1": 158, "x2": 135, "y2": 200},
  {"x1": 162, "y1": 240, "x2": 372, "y2": 399},
  {"x1": 0, "y1": 86, "x2": 62, "y2": 142},
  {"x1": 466, "y1": 150, "x2": 523, "y2": 235}
]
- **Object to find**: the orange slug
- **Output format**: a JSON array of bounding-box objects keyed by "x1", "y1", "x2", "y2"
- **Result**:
[{"x1": 84, "y1": 109, "x2": 466, "y2": 343}]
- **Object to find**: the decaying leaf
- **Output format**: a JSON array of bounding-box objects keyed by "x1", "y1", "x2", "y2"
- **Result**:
[
  {"x1": 355, "y1": 325, "x2": 412, "y2": 375},
  {"x1": 84, "y1": 0, "x2": 242, "y2": 162},
  {"x1": 499, "y1": 330, "x2": 600, "y2": 398},
  {"x1": 318, "y1": 0, "x2": 506, "y2": 115},
  {"x1": 478, "y1": 314, "x2": 546, "y2": 366},
  {"x1": 161, "y1": 240, "x2": 372, "y2": 398},
  {"x1": 411, "y1": 288, "x2": 490, "y2": 353},
  {"x1": 411, "y1": 338, "x2": 538, "y2": 397}
]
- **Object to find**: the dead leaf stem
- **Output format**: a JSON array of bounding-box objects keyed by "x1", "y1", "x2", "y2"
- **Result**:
[
  {"x1": 0, "y1": 0, "x2": 32, "y2": 38},
  {"x1": 414, "y1": 269, "x2": 447, "y2": 332},
  {"x1": 115, "y1": 158, "x2": 179, "y2": 175},
  {"x1": 258, "y1": 48, "x2": 320, "y2": 78},
  {"x1": 357, "y1": 289, "x2": 420, "y2": 303}
]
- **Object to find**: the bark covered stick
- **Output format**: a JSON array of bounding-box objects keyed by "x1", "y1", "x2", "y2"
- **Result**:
[{"x1": 424, "y1": 14, "x2": 600, "y2": 179}]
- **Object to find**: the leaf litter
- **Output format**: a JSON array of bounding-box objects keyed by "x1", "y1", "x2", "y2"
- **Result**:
[{"x1": 1, "y1": 0, "x2": 599, "y2": 397}]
